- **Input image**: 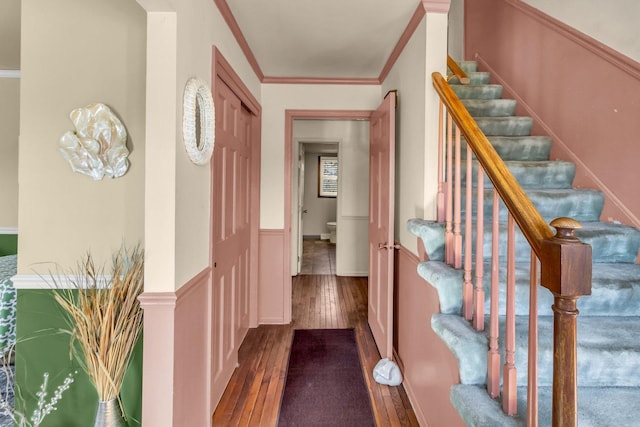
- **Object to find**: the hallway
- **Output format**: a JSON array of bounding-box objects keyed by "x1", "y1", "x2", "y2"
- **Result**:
[{"x1": 212, "y1": 274, "x2": 419, "y2": 425}]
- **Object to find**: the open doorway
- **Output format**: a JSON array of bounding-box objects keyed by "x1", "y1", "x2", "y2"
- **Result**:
[
  {"x1": 297, "y1": 142, "x2": 338, "y2": 274},
  {"x1": 290, "y1": 118, "x2": 370, "y2": 278}
]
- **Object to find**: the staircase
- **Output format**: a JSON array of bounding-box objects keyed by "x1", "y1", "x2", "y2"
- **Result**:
[{"x1": 409, "y1": 61, "x2": 640, "y2": 426}]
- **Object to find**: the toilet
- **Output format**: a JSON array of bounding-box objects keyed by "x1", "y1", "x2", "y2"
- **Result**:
[{"x1": 327, "y1": 221, "x2": 337, "y2": 244}]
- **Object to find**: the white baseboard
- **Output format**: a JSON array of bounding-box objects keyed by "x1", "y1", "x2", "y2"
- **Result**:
[
  {"x1": 336, "y1": 272, "x2": 368, "y2": 277},
  {"x1": 11, "y1": 274, "x2": 112, "y2": 290},
  {"x1": 0, "y1": 227, "x2": 18, "y2": 234},
  {"x1": 0, "y1": 70, "x2": 20, "y2": 79}
]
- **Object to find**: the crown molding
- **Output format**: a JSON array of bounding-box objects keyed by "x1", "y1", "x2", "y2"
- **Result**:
[
  {"x1": 379, "y1": 3, "x2": 426, "y2": 83},
  {"x1": 213, "y1": 0, "x2": 264, "y2": 81},
  {"x1": 262, "y1": 76, "x2": 380, "y2": 85},
  {"x1": 215, "y1": 0, "x2": 436, "y2": 85}
]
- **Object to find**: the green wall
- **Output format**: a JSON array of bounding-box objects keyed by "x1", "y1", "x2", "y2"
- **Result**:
[
  {"x1": 0, "y1": 235, "x2": 17, "y2": 256},
  {"x1": 15, "y1": 290, "x2": 142, "y2": 426}
]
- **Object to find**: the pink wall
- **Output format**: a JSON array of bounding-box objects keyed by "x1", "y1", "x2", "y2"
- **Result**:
[
  {"x1": 139, "y1": 268, "x2": 212, "y2": 427},
  {"x1": 465, "y1": 0, "x2": 640, "y2": 227},
  {"x1": 174, "y1": 269, "x2": 213, "y2": 424},
  {"x1": 259, "y1": 229, "x2": 288, "y2": 323},
  {"x1": 394, "y1": 245, "x2": 464, "y2": 426},
  {"x1": 138, "y1": 292, "x2": 176, "y2": 427}
]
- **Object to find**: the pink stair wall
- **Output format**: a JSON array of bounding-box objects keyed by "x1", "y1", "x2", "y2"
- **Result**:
[
  {"x1": 395, "y1": 244, "x2": 464, "y2": 426},
  {"x1": 465, "y1": 0, "x2": 640, "y2": 228}
]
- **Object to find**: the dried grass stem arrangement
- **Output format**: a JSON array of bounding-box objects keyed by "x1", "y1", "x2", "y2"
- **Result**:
[{"x1": 52, "y1": 246, "x2": 144, "y2": 402}]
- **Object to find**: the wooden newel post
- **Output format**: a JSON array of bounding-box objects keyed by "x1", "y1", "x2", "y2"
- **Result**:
[{"x1": 540, "y1": 217, "x2": 592, "y2": 427}]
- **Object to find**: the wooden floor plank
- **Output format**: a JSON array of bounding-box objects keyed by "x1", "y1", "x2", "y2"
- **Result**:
[
  {"x1": 212, "y1": 272, "x2": 418, "y2": 426},
  {"x1": 248, "y1": 328, "x2": 291, "y2": 425},
  {"x1": 236, "y1": 327, "x2": 280, "y2": 424}
]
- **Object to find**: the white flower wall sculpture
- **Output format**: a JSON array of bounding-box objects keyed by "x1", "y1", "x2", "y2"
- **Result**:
[{"x1": 59, "y1": 103, "x2": 129, "y2": 180}]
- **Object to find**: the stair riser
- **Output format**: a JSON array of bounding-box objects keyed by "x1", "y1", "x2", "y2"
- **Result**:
[
  {"x1": 460, "y1": 189, "x2": 604, "y2": 223},
  {"x1": 476, "y1": 117, "x2": 533, "y2": 136},
  {"x1": 459, "y1": 61, "x2": 478, "y2": 73},
  {"x1": 461, "y1": 189, "x2": 604, "y2": 224},
  {"x1": 450, "y1": 72, "x2": 490, "y2": 85},
  {"x1": 462, "y1": 99, "x2": 516, "y2": 117},
  {"x1": 479, "y1": 263, "x2": 640, "y2": 317}
]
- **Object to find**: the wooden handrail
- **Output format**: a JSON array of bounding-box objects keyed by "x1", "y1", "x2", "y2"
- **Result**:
[
  {"x1": 447, "y1": 56, "x2": 470, "y2": 84},
  {"x1": 432, "y1": 72, "x2": 553, "y2": 256}
]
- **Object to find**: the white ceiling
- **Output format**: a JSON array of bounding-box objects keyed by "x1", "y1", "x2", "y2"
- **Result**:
[
  {"x1": 225, "y1": 0, "x2": 420, "y2": 79},
  {"x1": 1, "y1": 1, "x2": 422, "y2": 77}
]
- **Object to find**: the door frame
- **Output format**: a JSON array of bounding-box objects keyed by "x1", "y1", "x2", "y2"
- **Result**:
[
  {"x1": 284, "y1": 109, "x2": 372, "y2": 323},
  {"x1": 295, "y1": 141, "x2": 305, "y2": 275},
  {"x1": 294, "y1": 139, "x2": 340, "y2": 275}
]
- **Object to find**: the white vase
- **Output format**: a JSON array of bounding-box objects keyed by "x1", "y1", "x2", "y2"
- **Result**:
[{"x1": 93, "y1": 398, "x2": 128, "y2": 427}]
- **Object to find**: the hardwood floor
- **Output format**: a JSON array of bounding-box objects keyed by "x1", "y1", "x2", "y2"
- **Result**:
[
  {"x1": 299, "y1": 239, "x2": 336, "y2": 275},
  {"x1": 212, "y1": 274, "x2": 419, "y2": 426}
]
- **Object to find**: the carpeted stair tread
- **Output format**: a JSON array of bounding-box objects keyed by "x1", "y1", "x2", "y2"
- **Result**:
[
  {"x1": 451, "y1": 84, "x2": 503, "y2": 100},
  {"x1": 433, "y1": 314, "x2": 640, "y2": 387},
  {"x1": 488, "y1": 262, "x2": 640, "y2": 317},
  {"x1": 408, "y1": 218, "x2": 640, "y2": 264},
  {"x1": 450, "y1": 72, "x2": 490, "y2": 85},
  {"x1": 460, "y1": 160, "x2": 576, "y2": 189},
  {"x1": 462, "y1": 188, "x2": 604, "y2": 222},
  {"x1": 461, "y1": 222, "x2": 638, "y2": 264},
  {"x1": 475, "y1": 116, "x2": 533, "y2": 136},
  {"x1": 451, "y1": 384, "x2": 640, "y2": 427},
  {"x1": 576, "y1": 222, "x2": 640, "y2": 263},
  {"x1": 462, "y1": 99, "x2": 516, "y2": 116},
  {"x1": 451, "y1": 384, "x2": 524, "y2": 426},
  {"x1": 417, "y1": 261, "x2": 462, "y2": 313},
  {"x1": 474, "y1": 221, "x2": 638, "y2": 263},
  {"x1": 407, "y1": 219, "x2": 445, "y2": 261},
  {"x1": 420, "y1": 260, "x2": 640, "y2": 317},
  {"x1": 461, "y1": 135, "x2": 553, "y2": 161},
  {"x1": 431, "y1": 313, "x2": 488, "y2": 384},
  {"x1": 580, "y1": 263, "x2": 640, "y2": 315}
]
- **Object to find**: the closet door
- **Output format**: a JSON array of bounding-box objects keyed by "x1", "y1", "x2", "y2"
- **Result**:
[{"x1": 211, "y1": 80, "x2": 252, "y2": 403}]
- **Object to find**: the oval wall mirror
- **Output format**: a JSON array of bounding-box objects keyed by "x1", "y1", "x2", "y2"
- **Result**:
[{"x1": 182, "y1": 77, "x2": 215, "y2": 165}]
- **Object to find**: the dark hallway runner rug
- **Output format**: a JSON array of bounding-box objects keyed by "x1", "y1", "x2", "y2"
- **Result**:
[{"x1": 277, "y1": 328, "x2": 375, "y2": 426}]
